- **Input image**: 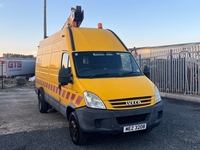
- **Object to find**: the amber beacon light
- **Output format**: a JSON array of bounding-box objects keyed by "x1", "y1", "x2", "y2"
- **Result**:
[{"x1": 98, "y1": 23, "x2": 103, "y2": 29}]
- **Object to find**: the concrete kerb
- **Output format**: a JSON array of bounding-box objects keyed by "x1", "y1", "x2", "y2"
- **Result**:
[{"x1": 160, "y1": 92, "x2": 200, "y2": 103}]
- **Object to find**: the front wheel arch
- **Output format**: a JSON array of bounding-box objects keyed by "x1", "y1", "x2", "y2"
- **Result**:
[{"x1": 66, "y1": 104, "x2": 76, "y2": 120}]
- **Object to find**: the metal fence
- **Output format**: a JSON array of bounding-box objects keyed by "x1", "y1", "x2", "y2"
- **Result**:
[{"x1": 135, "y1": 45, "x2": 200, "y2": 95}]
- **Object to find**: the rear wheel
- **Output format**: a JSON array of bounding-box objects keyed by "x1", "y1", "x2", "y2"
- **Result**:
[
  {"x1": 69, "y1": 111, "x2": 87, "y2": 145},
  {"x1": 38, "y1": 88, "x2": 48, "y2": 113}
]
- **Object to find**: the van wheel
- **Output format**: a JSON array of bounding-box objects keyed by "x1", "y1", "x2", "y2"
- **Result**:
[
  {"x1": 38, "y1": 88, "x2": 48, "y2": 113},
  {"x1": 69, "y1": 111, "x2": 87, "y2": 145}
]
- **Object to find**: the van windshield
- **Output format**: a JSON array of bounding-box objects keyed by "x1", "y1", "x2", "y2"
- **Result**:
[{"x1": 72, "y1": 52, "x2": 142, "y2": 78}]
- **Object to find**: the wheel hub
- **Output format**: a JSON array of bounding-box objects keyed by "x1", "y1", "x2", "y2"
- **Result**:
[{"x1": 70, "y1": 120, "x2": 78, "y2": 138}]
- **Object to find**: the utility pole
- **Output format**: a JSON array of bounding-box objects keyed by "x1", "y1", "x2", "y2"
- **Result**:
[{"x1": 44, "y1": 0, "x2": 47, "y2": 39}]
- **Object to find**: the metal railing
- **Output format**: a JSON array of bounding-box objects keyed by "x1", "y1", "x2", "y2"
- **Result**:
[{"x1": 135, "y1": 45, "x2": 200, "y2": 95}]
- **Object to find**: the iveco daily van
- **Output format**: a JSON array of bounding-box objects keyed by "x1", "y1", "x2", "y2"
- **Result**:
[{"x1": 35, "y1": 6, "x2": 163, "y2": 145}]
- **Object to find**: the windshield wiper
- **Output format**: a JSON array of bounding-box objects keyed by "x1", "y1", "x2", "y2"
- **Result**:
[
  {"x1": 90, "y1": 73, "x2": 119, "y2": 79},
  {"x1": 119, "y1": 71, "x2": 134, "y2": 77}
]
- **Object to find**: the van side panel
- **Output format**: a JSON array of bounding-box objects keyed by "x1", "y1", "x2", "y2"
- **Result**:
[
  {"x1": 40, "y1": 52, "x2": 50, "y2": 80},
  {"x1": 35, "y1": 28, "x2": 87, "y2": 112},
  {"x1": 35, "y1": 30, "x2": 66, "y2": 107}
]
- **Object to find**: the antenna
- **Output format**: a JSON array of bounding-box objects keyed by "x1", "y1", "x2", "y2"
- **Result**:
[{"x1": 44, "y1": 0, "x2": 47, "y2": 39}]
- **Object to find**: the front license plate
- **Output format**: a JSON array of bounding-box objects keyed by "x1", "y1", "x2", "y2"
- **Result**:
[{"x1": 123, "y1": 123, "x2": 146, "y2": 133}]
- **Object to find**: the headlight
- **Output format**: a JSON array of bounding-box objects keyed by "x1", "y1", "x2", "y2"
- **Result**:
[
  {"x1": 155, "y1": 86, "x2": 161, "y2": 103},
  {"x1": 84, "y1": 91, "x2": 106, "y2": 109}
]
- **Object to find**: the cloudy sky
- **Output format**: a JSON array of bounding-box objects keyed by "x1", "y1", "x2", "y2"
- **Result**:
[{"x1": 0, "y1": 0, "x2": 200, "y2": 56}]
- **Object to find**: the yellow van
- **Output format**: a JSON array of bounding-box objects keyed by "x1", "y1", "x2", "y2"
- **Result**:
[{"x1": 35, "y1": 6, "x2": 163, "y2": 145}]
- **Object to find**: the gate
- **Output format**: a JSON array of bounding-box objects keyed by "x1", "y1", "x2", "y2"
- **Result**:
[{"x1": 136, "y1": 45, "x2": 200, "y2": 94}]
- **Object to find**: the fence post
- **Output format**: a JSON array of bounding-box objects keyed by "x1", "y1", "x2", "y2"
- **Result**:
[
  {"x1": 169, "y1": 49, "x2": 173, "y2": 92},
  {"x1": 1, "y1": 61, "x2": 3, "y2": 89},
  {"x1": 139, "y1": 54, "x2": 142, "y2": 67}
]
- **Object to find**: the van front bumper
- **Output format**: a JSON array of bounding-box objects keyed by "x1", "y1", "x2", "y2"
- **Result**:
[{"x1": 75, "y1": 101, "x2": 163, "y2": 134}]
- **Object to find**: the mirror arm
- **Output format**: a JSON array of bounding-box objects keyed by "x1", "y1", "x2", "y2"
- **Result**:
[{"x1": 58, "y1": 83, "x2": 61, "y2": 90}]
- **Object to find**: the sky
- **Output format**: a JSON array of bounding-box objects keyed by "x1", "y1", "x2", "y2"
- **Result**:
[{"x1": 0, "y1": 0, "x2": 200, "y2": 57}]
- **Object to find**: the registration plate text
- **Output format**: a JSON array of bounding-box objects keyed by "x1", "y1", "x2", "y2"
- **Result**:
[{"x1": 123, "y1": 123, "x2": 146, "y2": 133}]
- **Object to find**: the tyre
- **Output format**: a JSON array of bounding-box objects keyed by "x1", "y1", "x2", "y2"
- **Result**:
[
  {"x1": 38, "y1": 88, "x2": 48, "y2": 113},
  {"x1": 69, "y1": 111, "x2": 87, "y2": 145}
]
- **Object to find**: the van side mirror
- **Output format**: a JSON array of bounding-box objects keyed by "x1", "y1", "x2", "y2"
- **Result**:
[
  {"x1": 143, "y1": 65, "x2": 150, "y2": 79},
  {"x1": 58, "y1": 67, "x2": 72, "y2": 88}
]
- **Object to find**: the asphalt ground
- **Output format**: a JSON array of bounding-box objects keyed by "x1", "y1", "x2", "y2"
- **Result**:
[
  {"x1": 161, "y1": 92, "x2": 200, "y2": 103},
  {"x1": 0, "y1": 87, "x2": 200, "y2": 150},
  {"x1": 0, "y1": 88, "x2": 68, "y2": 135}
]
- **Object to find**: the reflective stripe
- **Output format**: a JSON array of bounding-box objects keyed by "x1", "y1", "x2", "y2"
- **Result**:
[
  {"x1": 76, "y1": 96, "x2": 83, "y2": 105},
  {"x1": 66, "y1": 92, "x2": 70, "y2": 99},
  {"x1": 70, "y1": 94, "x2": 76, "y2": 102},
  {"x1": 35, "y1": 78, "x2": 83, "y2": 105},
  {"x1": 62, "y1": 90, "x2": 66, "y2": 97}
]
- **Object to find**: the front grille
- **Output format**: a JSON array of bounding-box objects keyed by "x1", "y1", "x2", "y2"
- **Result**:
[
  {"x1": 116, "y1": 113, "x2": 148, "y2": 125},
  {"x1": 109, "y1": 96, "x2": 152, "y2": 110}
]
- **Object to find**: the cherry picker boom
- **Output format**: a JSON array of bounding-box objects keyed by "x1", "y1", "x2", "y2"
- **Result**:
[{"x1": 62, "y1": 6, "x2": 84, "y2": 29}]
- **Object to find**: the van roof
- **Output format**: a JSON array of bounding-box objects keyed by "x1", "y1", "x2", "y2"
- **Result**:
[
  {"x1": 71, "y1": 27, "x2": 127, "y2": 52},
  {"x1": 38, "y1": 27, "x2": 128, "y2": 52}
]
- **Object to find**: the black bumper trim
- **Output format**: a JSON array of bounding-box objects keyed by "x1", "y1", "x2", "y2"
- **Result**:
[{"x1": 75, "y1": 101, "x2": 163, "y2": 134}]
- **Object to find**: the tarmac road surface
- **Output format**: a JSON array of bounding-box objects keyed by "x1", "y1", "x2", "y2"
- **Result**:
[
  {"x1": 0, "y1": 88, "x2": 68, "y2": 135},
  {"x1": 0, "y1": 87, "x2": 200, "y2": 150}
]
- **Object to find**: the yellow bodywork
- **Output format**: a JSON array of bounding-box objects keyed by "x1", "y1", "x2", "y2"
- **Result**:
[
  {"x1": 35, "y1": 27, "x2": 156, "y2": 110},
  {"x1": 78, "y1": 76, "x2": 155, "y2": 110},
  {"x1": 72, "y1": 28, "x2": 126, "y2": 51}
]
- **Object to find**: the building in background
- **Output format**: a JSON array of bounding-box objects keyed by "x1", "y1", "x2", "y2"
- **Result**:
[{"x1": 129, "y1": 42, "x2": 200, "y2": 58}]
